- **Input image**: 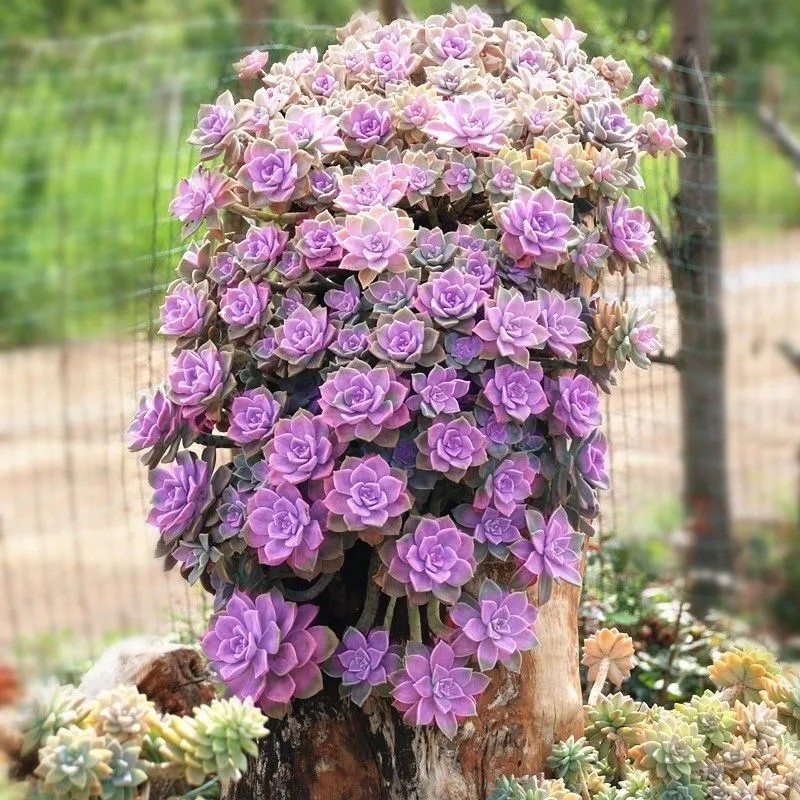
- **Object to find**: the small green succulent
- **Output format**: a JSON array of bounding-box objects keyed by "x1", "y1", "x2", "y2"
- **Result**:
[
  {"x1": 585, "y1": 693, "x2": 648, "y2": 768},
  {"x1": 654, "y1": 782, "x2": 704, "y2": 800},
  {"x1": 547, "y1": 736, "x2": 598, "y2": 792},
  {"x1": 159, "y1": 696, "x2": 268, "y2": 786},
  {"x1": 591, "y1": 787, "x2": 623, "y2": 800},
  {"x1": 768, "y1": 672, "x2": 800, "y2": 736},
  {"x1": 675, "y1": 691, "x2": 736, "y2": 751},
  {"x1": 487, "y1": 775, "x2": 534, "y2": 800},
  {"x1": 616, "y1": 767, "x2": 653, "y2": 800},
  {"x1": 99, "y1": 740, "x2": 148, "y2": 800},
  {"x1": 629, "y1": 716, "x2": 706, "y2": 785},
  {"x1": 34, "y1": 726, "x2": 113, "y2": 800},
  {"x1": 486, "y1": 775, "x2": 580, "y2": 800},
  {"x1": 19, "y1": 682, "x2": 92, "y2": 757}
]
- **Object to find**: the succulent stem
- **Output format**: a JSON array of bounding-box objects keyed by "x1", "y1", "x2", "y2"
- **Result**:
[
  {"x1": 383, "y1": 597, "x2": 397, "y2": 633},
  {"x1": 579, "y1": 774, "x2": 591, "y2": 800},
  {"x1": 408, "y1": 602, "x2": 422, "y2": 642},
  {"x1": 426, "y1": 600, "x2": 449, "y2": 639},
  {"x1": 283, "y1": 572, "x2": 335, "y2": 602},
  {"x1": 587, "y1": 659, "x2": 611, "y2": 706},
  {"x1": 356, "y1": 553, "x2": 382, "y2": 632}
]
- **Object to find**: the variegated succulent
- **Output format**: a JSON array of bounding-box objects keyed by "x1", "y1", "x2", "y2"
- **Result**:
[
  {"x1": 592, "y1": 299, "x2": 660, "y2": 371},
  {"x1": 158, "y1": 697, "x2": 268, "y2": 786}
]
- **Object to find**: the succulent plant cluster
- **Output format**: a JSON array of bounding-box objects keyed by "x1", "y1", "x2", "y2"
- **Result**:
[
  {"x1": 128, "y1": 6, "x2": 683, "y2": 735},
  {"x1": 13, "y1": 683, "x2": 268, "y2": 799},
  {"x1": 489, "y1": 643, "x2": 800, "y2": 800}
]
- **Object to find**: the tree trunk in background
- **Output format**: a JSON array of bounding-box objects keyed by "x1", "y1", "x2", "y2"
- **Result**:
[
  {"x1": 224, "y1": 580, "x2": 583, "y2": 800},
  {"x1": 379, "y1": 0, "x2": 403, "y2": 23},
  {"x1": 671, "y1": 0, "x2": 734, "y2": 616},
  {"x1": 239, "y1": 0, "x2": 271, "y2": 94}
]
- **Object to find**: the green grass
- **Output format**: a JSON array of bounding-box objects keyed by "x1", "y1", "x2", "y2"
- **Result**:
[{"x1": 1, "y1": 23, "x2": 798, "y2": 346}]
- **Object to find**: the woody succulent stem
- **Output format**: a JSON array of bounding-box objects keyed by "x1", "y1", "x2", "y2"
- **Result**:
[{"x1": 587, "y1": 660, "x2": 611, "y2": 706}]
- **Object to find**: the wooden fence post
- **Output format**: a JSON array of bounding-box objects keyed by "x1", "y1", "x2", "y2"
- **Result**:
[{"x1": 670, "y1": 0, "x2": 734, "y2": 615}]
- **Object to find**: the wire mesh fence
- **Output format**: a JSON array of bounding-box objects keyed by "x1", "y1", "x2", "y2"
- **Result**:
[{"x1": 1, "y1": 17, "x2": 798, "y2": 670}]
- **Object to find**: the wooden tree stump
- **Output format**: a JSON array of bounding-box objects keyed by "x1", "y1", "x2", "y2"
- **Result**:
[
  {"x1": 224, "y1": 580, "x2": 582, "y2": 800},
  {"x1": 78, "y1": 637, "x2": 215, "y2": 715}
]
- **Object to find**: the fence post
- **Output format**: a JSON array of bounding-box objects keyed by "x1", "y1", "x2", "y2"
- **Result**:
[
  {"x1": 379, "y1": 0, "x2": 402, "y2": 23},
  {"x1": 670, "y1": 0, "x2": 734, "y2": 615},
  {"x1": 239, "y1": 0, "x2": 270, "y2": 93}
]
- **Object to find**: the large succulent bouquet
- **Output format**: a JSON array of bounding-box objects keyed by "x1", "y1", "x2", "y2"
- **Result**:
[{"x1": 128, "y1": 6, "x2": 683, "y2": 737}]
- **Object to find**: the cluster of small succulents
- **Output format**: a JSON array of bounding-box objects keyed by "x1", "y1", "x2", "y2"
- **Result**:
[
  {"x1": 579, "y1": 549, "x2": 736, "y2": 706},
  {"x1": 13, "y1": 683, "x2": 267, "y2": 798},
  {"x1": 489, "y1": 644, "x2": 800, "y2": 800},
  {"x1": 129, "y1": 5, "x2": 684, "y2": 735}
]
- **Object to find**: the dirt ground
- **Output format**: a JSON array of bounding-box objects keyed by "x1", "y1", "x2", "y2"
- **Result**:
[{"x1": 2, "y1": 231, "x2": 799, "y2": 663}]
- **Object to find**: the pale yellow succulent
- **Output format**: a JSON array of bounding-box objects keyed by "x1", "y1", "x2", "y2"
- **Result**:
[{"x1": 708, "y1": 648, "x2": 778, "y2": 704}]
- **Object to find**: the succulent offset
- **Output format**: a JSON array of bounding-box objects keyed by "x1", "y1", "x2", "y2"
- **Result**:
[{"x1": 128, "y1": 6, "x2": 684, "y2": 735}]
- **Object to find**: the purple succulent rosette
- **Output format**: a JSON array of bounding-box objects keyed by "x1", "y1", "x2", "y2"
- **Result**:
[
  {"x1": 475, "y1": 453, "x2": 540, "y2": 515},
  {"x1": 159, "y1": 279, "x2": 215, "y2": 341},
  {"x1": 474, "y1": 287, "x2": 548, "y2": 366},
  {"x1": 452, "y1": 503, "x2": 526, "y2": 561},
  {"x1": 537, "y1": 288, "x2": 590, "y2": 361},
  {"x1": 244, "y1": 484, "x2": 328, "y2": 577},
  {"x1": 202, "y1": 588, "x2": 337, "y2": 717},
  {"x1": 510, "y1": 506, "x2": 583, "y2": 602},
  {"x1": 324, "y1": 627, "x2": 402, "y2": 705},
  {"x1": 274, "y1": 304, "x2": 336, "y2": 374},
  {"x1": 131, "y1": 7, "x2": 678, "y2": 732},
  {"x1": 324, "y1": 454, "x2": 412, "y2": 541},
  {"x1": 547, "y1": 374, "x2": 602, "y2": 437},
  {"x1": 127, "y1": 387, "x2": 182, "y2": 467},
  {"x1": 450, "y1": 579, "x2": 539, "y2": 672},
  {"x1": 226, "y1": 387, "x2": 283, "y2": 454},
  {"x1": 166, "y1": 340, "x2": 235, "y2": 422},
  {"x1": 481, "y1": 362, "x2": 548, "y2": 423},
  {"x1": 415, "y1": 413, "x2": 488, "y2": 481},
  {"x1": 263, "y1": 409, "x2": 340, "y2": 486},
  {"x1": 497, "y1": 186, "x2": 579, "y2": 269},
  {"x1": 603, "y1": 195, "x2": 655, "y2": 272},
  {"x1": 379, "y1": 516, "x2": 475, "y2": 606},
  {"x1": 391, "y1": 640, "x2": 490, "y2": 739},
  {"x1": 318, "y1": 359, "x2": 409, "y2": 446}
]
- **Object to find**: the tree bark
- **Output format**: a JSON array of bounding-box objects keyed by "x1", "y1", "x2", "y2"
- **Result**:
[
  {"x1": 670, "y1": 0, "x2": 734, "y2": 615},
  {"x1": 224, "y1": 579, "x2": 583, "y2": 800}
]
